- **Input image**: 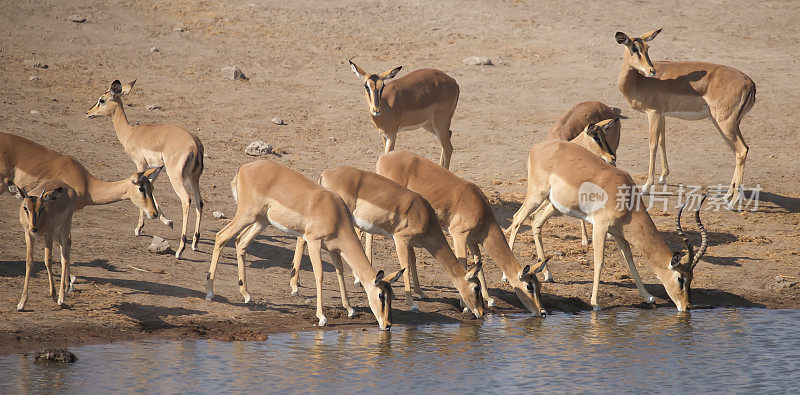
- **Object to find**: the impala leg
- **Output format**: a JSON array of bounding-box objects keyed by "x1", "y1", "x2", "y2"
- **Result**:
[
  {"x1": 168, "y1": 173, "x2": 192, "y2": 259},
  {"x1": 407, "y1": 244, "x2": 426, "y2": 300},
  {"x1": 589, "y1": 226, "x2": 608, "y2": 310},
  {"x1": 657, "y1": 120, "x2": 669, "y2": 185},
  {"x1": 393, "y1": 237, "x2": 419, "y2": 311},
  {"x1": 354, "y1": 232, "x2": 374, "y2": 286},
  {"x1": 136, "y1": 209, "x2": 146, "y2": 236},
  {"x1": 429, "y1": 109, "x2": 455, "y2": 169},
  {"x1": 17, "y1": 233, "x2": 34, "y2": 311},
  {"x1": 329, "y1": 250, "x2": 355, "y2": 317},
  {"x1": 531, "y1": 202, "x2": 557, "y2": 283},
  {"x1": 642, "y1": 111, "x2": 664, "y2": 194},
  {"x1": 43, "y1": 235, "x2": 55, "y2": 302},
  {"x1": 57, "y1": 232, "x2": 71, "y2": 307},
  {"x1": 190, "y1": 177, "x2": 203, "y2": 251},
  {"x1": 234, "y1": 222, "x2": 265, "y2": 304},
  {"x1": 505, "y1": 194, "x2": 545, "y2": 251},
  {"x1": 154, "y1": 193, "x2": 174, "y2": 229},
  {"x1": 580, "y1": 220, "x2": 590, "y2": 246},
  {"x1": 468, "y1": 241, "x2": 492, "y2": 307},
  {"x1": 306, "y1": 239, "x2": 328, "y2": 326},
  {"x1": 615, "y1": 232, "x2": 655, "y2": 304},
  {"x1": 290, "y1": 237, "x2": 306, "y2": 296},
  {"x1": 205, "y1": 215, "x2": 252, "y2": 300},
  {"x1": 712, "y1": 117, "x2": 749, "y2": 206}
]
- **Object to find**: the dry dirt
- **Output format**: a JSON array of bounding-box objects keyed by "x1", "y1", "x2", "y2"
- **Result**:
[{"x1": 1, "y1": 0, "x2": 799, "y2": 354}]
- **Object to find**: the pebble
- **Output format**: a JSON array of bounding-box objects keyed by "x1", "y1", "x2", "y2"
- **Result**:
[
  {"x1": 150, "y1": 47, "x2": 160, "y2": 53},
  {"x1": 28, "y1": 75, "x2": 39, "y2": 81},
  {"x1": 34, "y1": 349, "x2": 77, "y2": 363},
  {"x1": 24, "y1": 60, "x2": 49, "y2": 69},
  {"x1": 30, "y1": 110, "x2": 41, "y2": 116},
  {"x1": 212, "y1": 211, "x2": 226, "y2": 219},
  {"x1": 69, "y1": 15, "x2": 86, "y2": 23},
  {"x1": 271, "y1": 117, "x2": 286, "y2": 125},
  {"x1": 245, "y1": 140, "x2": 273, "y2": 156},
  {"x1": 147, "y1": 235, "x2": 173, "y2": 255},
  {"x1": 145, "y1": 104, "x2": 162, "y2": 111},
  {"x1": 221, "y1": 66, "x2": 247, "y2": 80},
  {"x1": 173, "y1": 27, "x2": 185, "y2": 32},
  {"x1": 462, "y1": 56, "x2": 493, "y2": 66}
]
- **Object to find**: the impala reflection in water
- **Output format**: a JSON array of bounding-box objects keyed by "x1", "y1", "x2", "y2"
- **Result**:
[{"x1": 2, "y1": 308, "x2": 800, "y2": 393}]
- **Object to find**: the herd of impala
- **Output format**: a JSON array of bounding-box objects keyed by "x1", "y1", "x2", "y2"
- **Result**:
[{"x1": 1, "y1": 29, "x2": 756, "y2": 330}]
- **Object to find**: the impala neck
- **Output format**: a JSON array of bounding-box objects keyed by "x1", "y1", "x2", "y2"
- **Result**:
[
  {"x1": 111, "y1": 101, "x2": 134, "y2": 145},
  {"x1": 482, "y1": 221, "x2": 523, "y2": 280},
  {"x1": 624, "y1": 208, "x2": 674, "y2": 275},
  {"x1": 85, "y1": 175, "x2": 131, "y2": 207},
  {"x1": 335, "y1": 227, "x2": 380, "y2": 291},
  {"x1": 617, "y1": 58, "x2": 640, "y2": 98},
  {"x1": 423, "y1": 230, "x2": 467, "y2": 280}
]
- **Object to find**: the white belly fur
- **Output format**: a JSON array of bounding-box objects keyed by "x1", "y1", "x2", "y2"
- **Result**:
[
  {"x1": 267, "y1": 215, "x2": 302, "y2": 237},
  {"x1": 549, "y1": 196, "x2": 592, "y2": 224},
  {"x1": 399, "y1": 121, "x2": 428, "y2": 132},
  {"x1": 665, "y1": 108, "x2": 710, "y2": 121},
  {"x1": 352, "y1": 215, "x2": 392, "y2": 238}
]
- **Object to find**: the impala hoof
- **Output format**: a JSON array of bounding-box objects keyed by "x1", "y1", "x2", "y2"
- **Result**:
[
  {"x1": 318, "y1": 316, "x2": 328, "y2": 327},
  {"x1": 658, "y1": 176, "x2": 667, "y2": 185},
  {"x1": 414, "y1": 293, "x2": 428, "y2": 301},
  {"x1": 205, "y1": 292, "x2": 214, "y2": 301},
  {"x1": 347, "y1": 308, "x2": 355, "y2": 318},
  {"x1": 641, "y1": 183, "x2": 652, "y2": 194},
  {"x1": 68, "y1": 275, "x2": 76, "y2": 294},
  {"x1": 645, "y1": 295, "x2": 656, "y2": 304},
  {"x1": 463, "y1": 306, "x2": 470, "y2": 313},
  {"x1": 487, "y1": 298, "x2": 496, "y2": 308},
  {"x1": 544, "y1": 273, "x2": 555, "y2": 283},
  {"x1": 134, "y1": 228, "x2": 142, "y2": 236},
  {"x1": 353, "y1": 278, "x2": 361, "y2": 286},
  {"x1": 592, "y1": 305, "x2": 601, "y2": 311},
  {"x1": 290, "y1": 289, "x2": 299, "y2": 296},
  {"x1": 16, "y1": 303, "x2": 25, "y2": 312},
  {"x1": 409, "y1": 305, "x2": 420, "y2": 313},
  {"x1": 165, "y1": 220, "x2": 174, "y2": 229},
  {"x1": 500, "y1": 274, "x2": 508, "y2": 283},
  {"x1": 242, "y1": 294, "x2": 251, "y2": 304}
]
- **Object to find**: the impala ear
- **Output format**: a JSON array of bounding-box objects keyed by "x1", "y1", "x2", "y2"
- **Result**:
[
  {"x1": 384, "y1": 268, "x2": 405, "y2": 284},
  {"x1": 142, "y1": 166, "x2": 164, "y2": 181},
  {"x1": 121, "y1": 79, "x2": 136, "y2": 95},
  {"x1": 378, "y1": 66, "x2": 402, "y2": 80},
  {"x1": 349, "y1": 59, "x2": 366, "y2": 79},
  {"x1": 465, "y1": 261, "x2": 482, "y2": 281},
  {"x1": 669, "y1": 252, "x2": 683, "y2": 270},
  {"x1": 640, "y1": 28, "x2": 662, "y2": 42},
  {"x1": 598, "y1": 118, "x2": 616, "y2": 130},
  {"x1": 584, "y1": 123, "x2": 598, "y2": 135},
  {"x1": 615, "y1": 32, "x2": 630, "y2": 45},
  {"x1": 110, "y1": 80, "x2": 123, "y2": 96},
  {"x1": 6, "y1": 182, "x2": 26, "y2": 200},
  {"x1": 43, "y1": 187, "x2": 63, "y2": 201},
  {"x1": 518, "y1": 264, "x2": 531, "y2": 280}
]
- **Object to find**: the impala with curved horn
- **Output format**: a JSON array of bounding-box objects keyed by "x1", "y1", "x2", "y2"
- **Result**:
[
  {"x1": 504, "y1": 140, "x2": 708, "y2": 311},
  {"x1": 349, "y1": 60, "x2": 460, "y2": 169},
  {"x1": 615, "y1": 29, "x2": 756, "y2": 208}
]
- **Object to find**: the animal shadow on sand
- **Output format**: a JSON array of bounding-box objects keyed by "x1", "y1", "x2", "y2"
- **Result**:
[{"x1": 114, "y1": 301, "x2": 207, "y2": 331}]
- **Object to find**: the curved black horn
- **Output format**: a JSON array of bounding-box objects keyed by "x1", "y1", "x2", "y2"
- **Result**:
[
  {"x1": 676, "y1": 202, "x2": 695, "y2": 264},
  {"x1": 692, "y1": 194, "x2": 709, "y2": 269}
]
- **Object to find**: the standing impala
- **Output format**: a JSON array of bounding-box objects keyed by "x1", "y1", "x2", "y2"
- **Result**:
[
  {"x1": 503, "y1": 119, "x2": 619, "y2": 283},
  {"x1": 548, "y1": 102, "x2": 621, "y2": 246},
  {"x1": 87, "y1": 79, "x2": 205, "y2": 259},
  {"x1": 615, "y1": 29, "x2": 756, "y2": 207},
  {"x1": 205, "y1": 160, "x2": 403, "y2": 330},
  {"x1": 288, "y1": 166, "x2": 485, "y2": 317},
  {"x1": 0, "y1": 132, "x2": 161, "y2": 220},
  {"x1": 376, "y1": 150, "x2": 547, "y2": 316},
  {"x1": 505, "y1": 140, "x2": 708, "y2": 311},
  {"x1": 7, "y1": 180, "x2": 78, "y2": 311},
  {"x1": 349, "y1": 60, "x2": 459, "y2": 169}
]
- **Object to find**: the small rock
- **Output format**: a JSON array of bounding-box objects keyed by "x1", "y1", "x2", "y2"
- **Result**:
[
  {"x1": 30, "y1": 110, "x2": 41, "y2": 116},
  {"x1": 212, "y1": 211, "x2": 226, "y2": 219},
  {"x1": 245, "y1": 140, "x2": 273, "y2": 156},
  {"x1": 271, "y1": 117, "x2": 286, "y2": 125},
  {"x1": 329, "y1": 136, "x2": 337, "y2": 142},
  {"x1": 23, "y1": 60, "x2": 49, "y2": 69},
  {"x1": 69, "y1": 15, "x2": 86, "y2": 23},
  {"x1": 145, "y1": 104, "x2": 162, "y2": 111},
  {"x1": 173, "y1": 26, "x2": 185, "y2": 32},
  {"x1": 221, "y1": 66, "x2": 247, "y2": 81},
  {"x1": 150, "y1": 47, "x2": 160, "y2": 53},
  {"x1": 34, "y1": 349, "x2": 77, "y2": 363},
  {"x1": 147, "y1": 235, "x2": 173, "y2": 255},
  {"x1": 28, "y1": 75, "x2": 39, "y2": 81},
  {"x1": 462, "y1": 56, "x2": 493, "y2": 66},
  {"x1": 304, "y1": 298, "x2": 313, "y2": 305}
]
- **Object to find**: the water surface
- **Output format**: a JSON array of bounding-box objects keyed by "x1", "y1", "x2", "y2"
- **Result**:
[{"x1": 3, "y1": 308, "x2": 799, "y2": 393}]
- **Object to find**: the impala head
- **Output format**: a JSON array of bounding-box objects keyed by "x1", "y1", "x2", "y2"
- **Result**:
[
  {"x1": 513, "y1": 257, "x2": 549, "y2": 316},
  {"x1": 460, "y1": 262, "x2": 486, "y2": 318},
  {"x1": 349, "y1": 60, "x2": 402, "y2": 116},
  {"x1": 365, "y1": 269, "x2": 404, "y2": 330},
  {"x1": 664, "y1": 195, "x2": 708, "y2": 312},
  {"x1": 128, "y1": 167, "x2": 162, "y2": 219},
  {"x1": 578, "y1": 119, "x2": 618, "y2": 166},
  {"x1": 615, "y1": 29, "x2": 661, "y2": 77},
  {"x1": 8, "y1": 181, "x2": 66, "y2": 234},
  {"x1": 86, "y1": 79, "x2": 136, "y2": 118}
]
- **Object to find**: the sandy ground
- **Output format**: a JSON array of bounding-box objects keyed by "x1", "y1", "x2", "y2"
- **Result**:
[{"x1": 1, "y1": 0, "x2": 799, "y2": 354}]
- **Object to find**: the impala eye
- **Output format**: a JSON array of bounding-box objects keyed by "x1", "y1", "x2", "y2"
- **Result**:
[
  {"x1": 378, "y1": 292, "x2": 385, "y2": 302},
  {"x1": 677, "y1": 277, "x2": 685, "y2": 288},
  {"x1": 23, "y1": 207, "x2": 29, "y2": 213},
  {"x1": 139, "y1": 186, "x2": 145, "y2": 193},
  {"x1": 99, "y1": 99, "x2": 105, "y2": 104}
]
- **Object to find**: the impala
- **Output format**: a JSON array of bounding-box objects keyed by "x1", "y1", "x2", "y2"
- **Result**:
[
  {"x1": 0, "y1": 132, "x2": 161, "y2": 219},
  {"x1": 288, "y1": 166, "x2": 485, "y2": 317},
  {"x1": 504, "y1": 119, "x2": 618, "y2": 283},
  {"x1": 505, "y1": 140, "x2": 707, "y2": 311},
  {"x1": 615, "y1": 29, "x2": 756, "y2": 207},
  {"x1": 376, "y1": 150, "x2": 547, "y2": 316},
  {"x1": 349, "y1": 60, "x2": 459, "y2": 169},
  {"x1": 548, "y1": 103, "x2": 621, "y2": 246},
  {"x1": 7, "y1": 180, "x2": 78, "y2": 311},
  {"x1": 87, "y1": 79, "x2": 205, "y2": 259},
  {"x1": 205, "y1": 160, "x2": 403, "y2": 330}
]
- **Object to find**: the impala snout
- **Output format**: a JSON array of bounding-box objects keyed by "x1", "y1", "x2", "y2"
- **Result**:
[
  {"x1": 30, "y1": 226, "x2": 39, "y2": 233},
  {"x1": 647, "y1": 68, "x2": 656, "y2": 77},
  {"x1": 370, "y1": 108, "x2": 381, "y2": 117}
]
